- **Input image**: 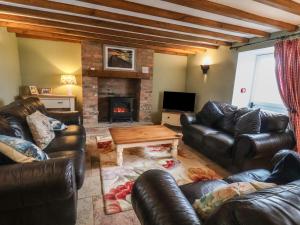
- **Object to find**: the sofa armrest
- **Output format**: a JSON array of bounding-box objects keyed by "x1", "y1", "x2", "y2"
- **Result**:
[
  {"x1": 180, "y1": 113, "x2": 197, "y2": 126},
  {"x1": 47, "y1": 110, "x2": 81, "y2": 125},
  {"x1": 132, "y1": 170, "x2": 202, "y2": 225},
  {"x1": 233, "y1": 131, "x2": 295, "y2": 168},
  {"x1": 0, "y1": 158, "x2": 76, "y2": 211}
]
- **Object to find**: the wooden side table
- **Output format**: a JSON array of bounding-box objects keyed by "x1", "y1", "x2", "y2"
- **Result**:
[{"x1": 38, "y1": 95, "x2": 76, "y2": 111}]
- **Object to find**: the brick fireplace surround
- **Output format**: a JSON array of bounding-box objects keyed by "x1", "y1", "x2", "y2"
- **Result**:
[{"x1": 81, "y1": 41, "x2": 154, "y2": 127}]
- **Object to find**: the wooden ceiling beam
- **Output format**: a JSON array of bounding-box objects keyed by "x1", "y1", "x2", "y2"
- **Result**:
[
  {"x1": 164, "y1": 0, "x2": 297, "y2": 32},
  {"x1": 0, "y1": 0, "x2": 248, "y2": 43},
  {"x1": 6, "y1": 27, "x2": 200, "y2": 55},
  {"x1": 254, "y1": 0, "x2": 300, "y2": 15},
  {"x1": 0, "y1": 4, "x2": 230, "y2": 44},
  {"x1": 81, "y1": 0, "x2": 269, "y2": 37},
  {"x1": 15, "y1": 33, "x2": 81, "y2": 43},
  {"x1": 0, "y1": 13, "x2": 225, "y2": 47},
  {"x1": 0, "y1": 21, "x2": 213, "y2": 51}
]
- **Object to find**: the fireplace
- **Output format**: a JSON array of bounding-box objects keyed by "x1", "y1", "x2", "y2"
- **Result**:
[{"x1": 109, "y1": 97, "x2": 135, "y2": 123}]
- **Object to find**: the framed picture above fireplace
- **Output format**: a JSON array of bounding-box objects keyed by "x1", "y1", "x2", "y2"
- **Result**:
[{"x1": 103, "y1": 45, "x2": 136, "y2": 71}]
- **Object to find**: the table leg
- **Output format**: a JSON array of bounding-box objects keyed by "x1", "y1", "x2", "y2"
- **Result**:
[
  {"x1": 116, "y1": 145, "x2": 123, "y2": 166},
  {"x1": 171, "y1": 139, "x2": 179, "y2": 158}
]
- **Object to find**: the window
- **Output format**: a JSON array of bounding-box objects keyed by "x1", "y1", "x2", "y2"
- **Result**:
[{"x1": 250, "y1": 53, "x2": 286, "y2": 113}]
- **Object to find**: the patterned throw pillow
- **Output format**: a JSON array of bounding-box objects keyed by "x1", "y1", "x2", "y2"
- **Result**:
[
  {"x1": 196, "y1": 101, "x2": 224, "y2": 126},
  {"x1": 48, "y1": 117, "x2": 67, "y2": 131},
  {"x1": 193, "y1": 181, "x2": 277, "y2": 219},
  {"x1": 234, "y1": 109, "x2": 261, "y2": 136},
  {"x1": 26, "y1": 111, "x2": 55, "y2": 149},
  {"x1": 216, "y1": 104, "x2": 237, "y2": 133},
  {"x1": 0, "y1": 135, "x2": 49, "y2": 163}
]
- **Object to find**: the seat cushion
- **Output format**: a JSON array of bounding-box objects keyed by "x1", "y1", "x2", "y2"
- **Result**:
[
  {"x1": 187, "y1": 124, "x2": 218, "y2": 136},
  {"x1": 44, "y1": 135, "x2": 85, "y2": 154},
  {"x1": 55, "y1": 125, "x2": 85, "y2": 137},
  {"x1": 224, "y1": 169, "x2": 271, "y2": 183},
  {"x1": 180, "y1": 180, "x2": 228, "y2": 204},
  {"x1": 203, "y1": 132, "x2": 235, "y2": 155},
  {"x1": 48, "y1": 150, "x2": 85, "y2": 189}
]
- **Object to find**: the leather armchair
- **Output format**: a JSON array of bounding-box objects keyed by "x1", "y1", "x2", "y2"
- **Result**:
[
  {"x1": 0, "y1": 158, "x2": 77, "y2": 225},
  {"x1": 47, "y1": 110, "x2": 81, "y2": 125}
]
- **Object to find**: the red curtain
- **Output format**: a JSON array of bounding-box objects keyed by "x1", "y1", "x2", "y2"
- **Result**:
[{"x1": 274, "y1": 39, "x2": 300, "y2": 153}]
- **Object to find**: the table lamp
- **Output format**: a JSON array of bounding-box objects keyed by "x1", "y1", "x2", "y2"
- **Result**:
[{"x1": 60, "y1": 74, "x2": 77, "y2": 96}]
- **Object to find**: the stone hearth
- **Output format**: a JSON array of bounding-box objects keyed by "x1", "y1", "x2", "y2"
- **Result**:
[{"x1": 81, "y1": 41, "x2": 154, "y2": 127}]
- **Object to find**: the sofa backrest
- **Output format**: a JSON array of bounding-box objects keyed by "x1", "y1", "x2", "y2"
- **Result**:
[
  {"x1": 207, "y1": 102, "x2": 289, "y2": 134},
  {"x1": 0, "y1": 97, "x2": 47, "y2": 142}
]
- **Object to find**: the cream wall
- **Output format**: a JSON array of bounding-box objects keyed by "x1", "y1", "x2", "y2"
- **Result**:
[
  {"x1": 186, "y1": 46, "x2": 238, "y2": 111},
  {"x1": 0, "y1": 28, "x2": 21, "y2": 107},
  {"x1": 152, "y1": 53, "x2": 187, "y2": 123},
  {"x1": 17, "y1": 38, "x2": 83, "y2": 110}
]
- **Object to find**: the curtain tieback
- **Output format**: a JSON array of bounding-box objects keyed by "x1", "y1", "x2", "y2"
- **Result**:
[{"x1": 288, "y1": 108, "x2": 297, "y2": 113}]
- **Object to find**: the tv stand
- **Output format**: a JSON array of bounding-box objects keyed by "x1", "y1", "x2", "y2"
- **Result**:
[{"x1": 161, "y1": 111, "x2": 182, "y2": 127}]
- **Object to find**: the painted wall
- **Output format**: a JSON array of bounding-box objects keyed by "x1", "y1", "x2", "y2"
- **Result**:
[
  {"x1": 152, "y1": 53, "x2": 187, "y2": 123},
  {"x1": 17, "y1": 38, "x2": 83, "y2": 110},
  {"x1": 0, "y1": 28, "x2": 21, "y2": 107},
  {"x1": 186, "y1": 46, "x2": 238, "y2": 112}
]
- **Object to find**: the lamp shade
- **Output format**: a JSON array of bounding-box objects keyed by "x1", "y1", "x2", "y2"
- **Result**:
[{"x1": 60, "y1": 75, "x2": 77, "y2": 85}]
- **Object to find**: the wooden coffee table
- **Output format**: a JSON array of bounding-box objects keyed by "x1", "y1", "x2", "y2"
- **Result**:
[{"x1": 109, "y1": 125, "x2": 180, "y2": 166}]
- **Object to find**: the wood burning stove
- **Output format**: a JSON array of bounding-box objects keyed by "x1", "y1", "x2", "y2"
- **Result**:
[{"x1": 109, "y1": 97, "x2": 135, "y2": 123}]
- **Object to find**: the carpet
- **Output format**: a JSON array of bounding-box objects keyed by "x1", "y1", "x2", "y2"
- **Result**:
[{"x1": 97, "y1": 135, "x2": 223, "y2": 215}]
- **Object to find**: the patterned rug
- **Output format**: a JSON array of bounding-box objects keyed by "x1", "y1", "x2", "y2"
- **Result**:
[{"x1": 97, "y1": 135, "x2": 223, "y2": 215}]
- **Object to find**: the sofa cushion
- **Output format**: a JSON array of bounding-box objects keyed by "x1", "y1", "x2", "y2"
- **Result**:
[
  {"x1": 196, "y1": 101, "x2": 224, "y2": 126},
  {"x1": 234, "y1": 107, "x2": 253, "y2": 122},
  {"x1": 265, "y1": 153, "x2": 300, "y2": 184},
  {"x1": 55, "y1": 125, "x2": 85, "y2": 137},
  {"x1": 203, "y1": 132, "x2": 235, "y2": 155},
  {"x1": 0, "y1": 135, "x2": 48, "y2": 163},
  {"x1": 234, "y1": 109, "x2": 261, "y2": 136},
  {"x1": 215, "y1": 104, "x2": 237, "y2": 134},
  {"x1": 260, "y1": 111, "x2": 289, "y2": 133},
  {"x1": 187, "y1": 124, "x2": 218, "y2": 136},
  {"x1": 224, "y1": 169, "x2": 271, "y2": 183},
  {"x1": 180, "y1": 180, "x2": 228, "y2": 204},
  {"x1": 26, "y1": 111, "x2": 55, "y2": 149},
  {"x1": 44, "y1": 135, "x2": 85, "y2": 154}
]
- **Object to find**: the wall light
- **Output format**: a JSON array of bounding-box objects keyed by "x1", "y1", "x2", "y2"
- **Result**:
[{"x1": 201, "y1": 56, "x2": 212, "y2": 75}]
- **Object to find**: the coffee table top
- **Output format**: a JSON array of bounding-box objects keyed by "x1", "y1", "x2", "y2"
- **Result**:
[{"x1": 109, "y1": 125, "x2": 180, "y2": 144}]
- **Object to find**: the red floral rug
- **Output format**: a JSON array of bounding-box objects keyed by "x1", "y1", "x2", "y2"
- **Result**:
[{"x1": 97, "y1": 135, "x2": 223, "y2": 215}]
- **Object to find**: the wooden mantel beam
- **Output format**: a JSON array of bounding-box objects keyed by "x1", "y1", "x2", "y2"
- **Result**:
[
  {"x1": 164, "y1": 0, "x2": 297, "y2": 32},
  {"x1": 0, "y1": 0, "x2": 248, "y2": 43},
  {"x1": 254, "y1": 0, "x2": 300, "y2": 15},
  {"x1": 81, "y1": 0, "x2": 269, "y2": 37}
]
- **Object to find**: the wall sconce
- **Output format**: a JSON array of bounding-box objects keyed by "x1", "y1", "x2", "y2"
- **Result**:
[{"x1": 201, "y1": 65, "x2": 210, "y2": 75}]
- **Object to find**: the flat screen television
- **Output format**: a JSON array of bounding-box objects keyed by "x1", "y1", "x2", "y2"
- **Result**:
[{"x1": 163, "y1": 91, "x2": 195, "y2": 112}]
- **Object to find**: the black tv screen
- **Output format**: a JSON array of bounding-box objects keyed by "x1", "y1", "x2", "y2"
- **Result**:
[{"x1": 163, "y1": 91, "x2": 195, "y2": 112}]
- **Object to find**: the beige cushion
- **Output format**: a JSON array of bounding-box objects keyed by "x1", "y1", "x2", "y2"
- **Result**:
[
  {"x1": 193, "y1": 181, "x2": 277, "y2": 219},
  {"x1": 26, "y1": 111, "x2": 55, "y2": 149}
]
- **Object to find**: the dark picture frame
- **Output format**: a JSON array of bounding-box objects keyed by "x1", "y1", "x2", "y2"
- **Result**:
[{"x1": 103, "y1": 45, "x2": 136, "y2": 71}]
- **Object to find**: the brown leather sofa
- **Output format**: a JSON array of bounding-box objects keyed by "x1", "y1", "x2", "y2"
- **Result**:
[
  {"x1": 0, "y1": 97, "x2": 86, "y2": 225},
  {"x1": 132, "y1": 150, "x2": 300, "y2": 225},
  {"x1": 180, "y1": 102, "x2": 295, "y2": 172}
]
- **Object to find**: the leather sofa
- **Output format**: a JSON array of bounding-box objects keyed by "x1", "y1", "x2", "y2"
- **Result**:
[
  {"x1": 132, "y1": 150, "x2": 300, "y2": 225},
  {"x1": 0, "y1": 97, "x2": 86, "y2": 225},
  {"x1": 180, "y1": 102, "x2": 295, "y2": 172}
]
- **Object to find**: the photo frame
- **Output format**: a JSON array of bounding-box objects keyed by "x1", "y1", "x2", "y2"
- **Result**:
[
  {"x1": 40, "y1": 88, "x2": 53, "y2": 95},
  {"x1": 103, "y1": 45, "x2": 136, "y2": 71},
  {"x1": 29, "y1": 86, "x2": 39, "y2": 95}
]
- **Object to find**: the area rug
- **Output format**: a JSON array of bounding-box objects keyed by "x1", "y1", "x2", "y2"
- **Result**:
[{"x1": 97, "y1": 135, "x2": 223, "y2": 215}]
